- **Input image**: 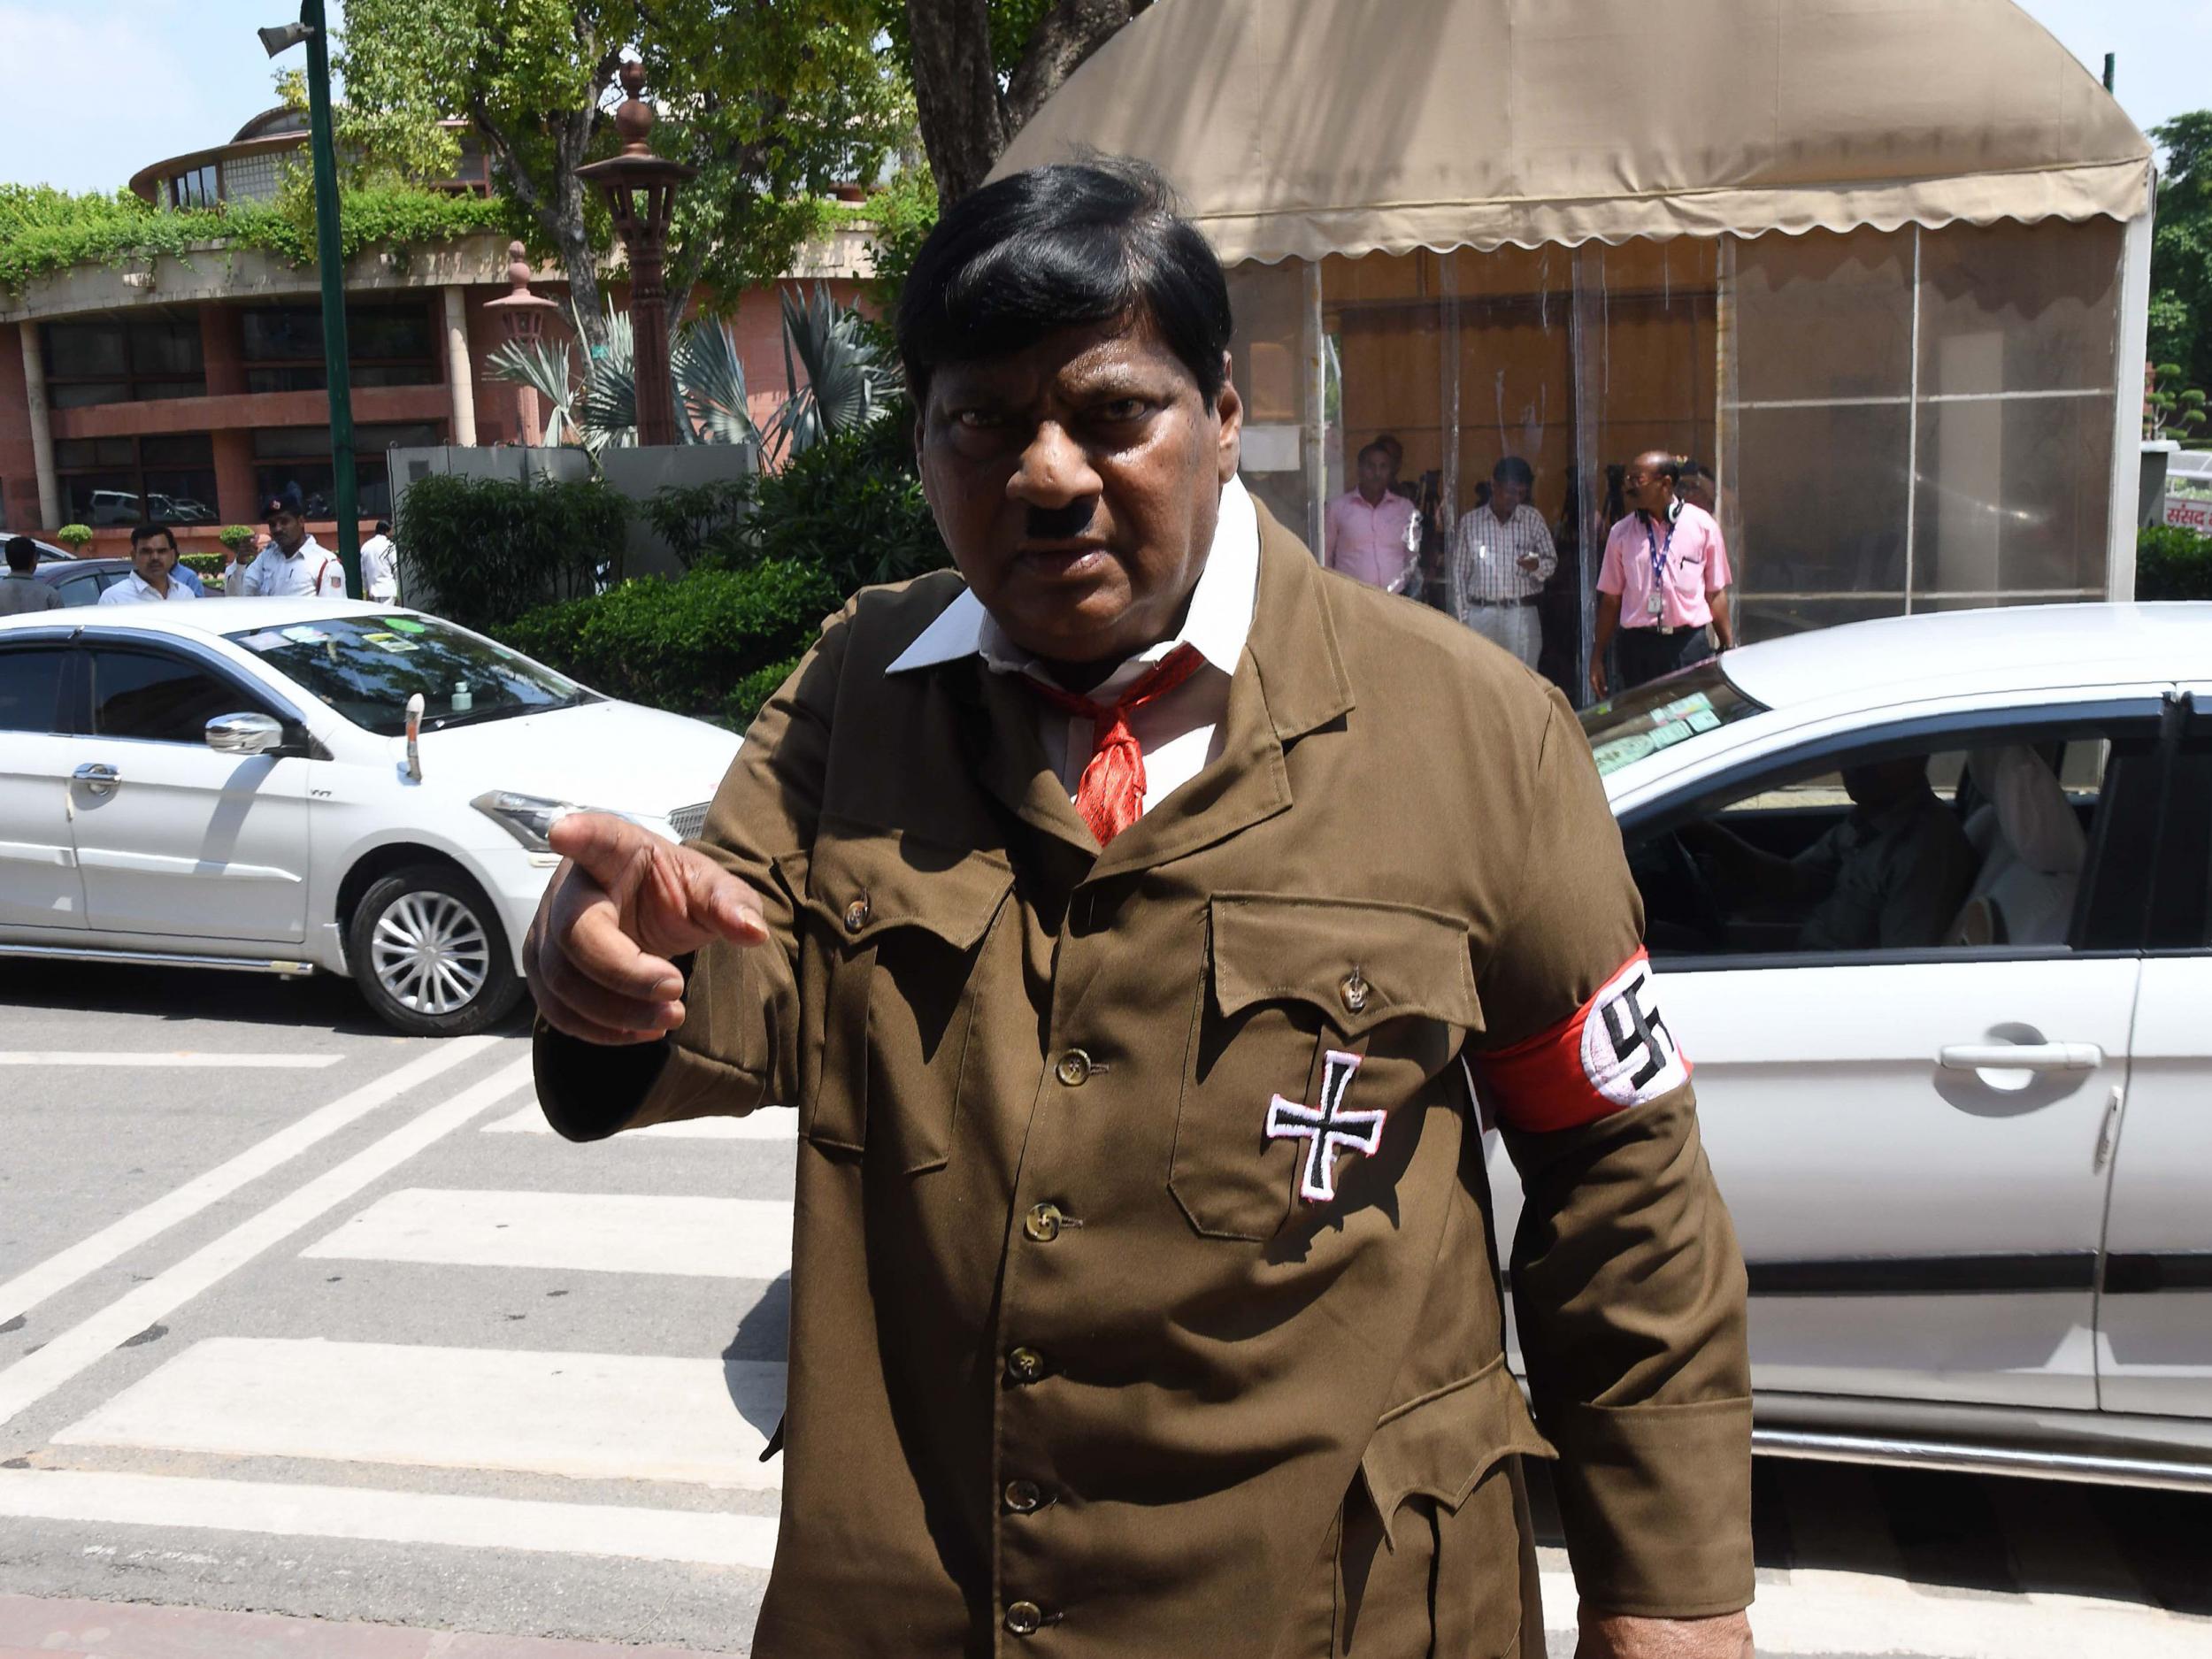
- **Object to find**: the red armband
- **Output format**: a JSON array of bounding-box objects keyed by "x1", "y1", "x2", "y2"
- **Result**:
[{"x1": 1470, "y1": 949, "x2": 1689, "y2": 1133}]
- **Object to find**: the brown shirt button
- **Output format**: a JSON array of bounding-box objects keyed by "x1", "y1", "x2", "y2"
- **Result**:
[
  {"x1": 1004, "y1": 1601, "x2": 1044, "y2": 1636},
  {"x1": 1023, "y1": 1202, "x2": 1064, "y2": 1242},
  {"x1": 1006, "y1": 1346, "x2": 1047, "y2": 1384},
  {"x1": 1340, "y1": 968, "x2": 1370, "y2": 1013},
  {"x1": 1002, "y1": 1479, "x2": 1043, "y2": 1514},
  {"x1": 1054, "y1": 1048, "x2": 1093, "y2": 1087},
  {"x1": 843, "y1": 895, "x2": 871, "y2": 933}
]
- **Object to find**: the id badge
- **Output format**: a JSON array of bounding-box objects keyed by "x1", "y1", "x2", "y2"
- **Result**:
[{"x1": 1646, "y1": 591, "x2": 1664, "y2": 618}]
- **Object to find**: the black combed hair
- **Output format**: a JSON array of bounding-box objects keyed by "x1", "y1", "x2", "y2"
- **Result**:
[{"x1": 897, "y1": 157, "x2": 1233, "y2": 411}]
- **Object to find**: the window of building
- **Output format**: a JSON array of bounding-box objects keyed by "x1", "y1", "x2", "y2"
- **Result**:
[
  {"x1": 165, "y1": 164, "x2": 219, "y2": 211},
  {"x1": 251, "y1": 422, "x2": 443, "y2": 521},
  {"x1": 240, "y1": 300, "x2": 442, "y2": 393},
  {"x1": 219, "y1": 149, "x2": 292, "y2": 204},
  {"x1": 54, "y1": 434, "x2": 219, "y2": 527},
  {"x1": 40, "y1": 316, "x2": 207, "y2": 409}
]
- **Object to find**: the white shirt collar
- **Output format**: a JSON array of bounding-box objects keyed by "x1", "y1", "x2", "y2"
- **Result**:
[
  {"x1": 887, "y1": 476, "x2": 1260, "y2": 687},
  {"x1": 127, "y1": 571, "x2": 184, "y2": 600}
]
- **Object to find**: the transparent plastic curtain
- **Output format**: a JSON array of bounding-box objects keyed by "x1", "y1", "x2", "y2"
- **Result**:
[{"x1": 1720, "y1": 219, "x2": 2123, "y2": 641}]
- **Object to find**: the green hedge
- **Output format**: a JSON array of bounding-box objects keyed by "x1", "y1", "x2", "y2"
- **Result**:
[
  {"x1": 496, "y1": 560, "x2": 841, "y2": 728},
  {"x1": 180, "y1": 551, "x2": 227, "y2": 580},
  {"x1": 2138, "y1": 521, "x2": 2212, "y2": 600},
  {"x1": 743, "y1": 415, "x2": 946, "y2": 594},
  {"x1": 396, "y1": 472, "x2": 627, "y2": 634}
]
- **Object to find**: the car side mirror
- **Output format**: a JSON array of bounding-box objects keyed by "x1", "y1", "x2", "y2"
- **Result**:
[{"x1": 206, "y1": 711, "x2": 285, "y2": 756}]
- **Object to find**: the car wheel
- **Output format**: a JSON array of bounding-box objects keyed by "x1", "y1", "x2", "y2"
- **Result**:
[{"x1": 348, "y1": 864, "x2": 523, "y2": 1037}]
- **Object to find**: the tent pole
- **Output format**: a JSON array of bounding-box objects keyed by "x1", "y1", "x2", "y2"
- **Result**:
[
  {"x1": 2108, "y1": 207, "x2": 2154, "y2": 601},
  {"x1": 1303, "y1": 260, "x2": 1327, "y2": 554}
]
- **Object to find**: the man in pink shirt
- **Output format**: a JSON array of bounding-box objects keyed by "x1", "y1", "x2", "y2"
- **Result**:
[
  {"x1": 1322, "y1": 438, "x2": 1419, "y2": 591},
  {"x1": 1590, "y1": 450, "x2": 1735, "y2": 698}
]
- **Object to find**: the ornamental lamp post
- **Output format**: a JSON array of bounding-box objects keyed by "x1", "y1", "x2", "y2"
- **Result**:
[
  {"x1": 576, "y1": 61, "x2": 695, "y2": 448},
  {"x1": 483, "y1": 242, "x2": 563, "y2": 446},
  {"x1": 259, "y1": 0, "x2": 359, "y2": 597}
]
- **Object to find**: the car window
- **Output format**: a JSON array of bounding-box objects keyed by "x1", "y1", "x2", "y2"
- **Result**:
[
  {"x1": 1628, "y1": 719, "x2": 2156, "y2": 964},
  {"x1": 52, "y1": 572, "x2": 101, "y2": 606},
  {"x1": 225, "y1": 614, "x2": 594, "y2": 736},
  {"x1": 88, "y1": 649, "x2": 266, "y2": 745},
  {"x1": 0, "y1": 647, "x2": 68, "y2": 733}
]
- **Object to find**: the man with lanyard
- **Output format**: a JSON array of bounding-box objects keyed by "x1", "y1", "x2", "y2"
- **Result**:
[
  {"x1": 1589, "y1": 450, "x2": 1734, "y2": 698},
  {"x1": 242, "y1": 488, "x2": 347, "y2": 600},
  {"x1": 524, "y1": 161, "x2": 1753, "y2": 1659},
  {"x1": 97, "y1": 525, "x2": 197, "y2": 605}
]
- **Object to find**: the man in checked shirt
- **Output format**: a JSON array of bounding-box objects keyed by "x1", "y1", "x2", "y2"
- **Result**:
[{"x1": 1449, "y1": 456, "x2": 1556, "y2": 667}]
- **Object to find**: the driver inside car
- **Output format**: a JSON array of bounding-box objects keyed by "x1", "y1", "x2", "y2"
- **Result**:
[{"x1": 1686, "y1": 755, "x2": 1978, "y2": 952}]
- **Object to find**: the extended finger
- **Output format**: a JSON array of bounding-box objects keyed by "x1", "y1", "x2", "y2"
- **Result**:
[
  {"x1": 655, "y1": 844, "x2": 769, "y2": 948},
  {"x1": 548, "y1": 809, "x2": 656, "y2": 888}
]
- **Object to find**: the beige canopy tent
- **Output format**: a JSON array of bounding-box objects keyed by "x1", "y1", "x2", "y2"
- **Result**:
[
  {"x1": 995, "y1": 0, "x2": 2157, "y2": 672},
  {"x1": 995, "y1": 0, "x2": 2152, "y2": 262}
]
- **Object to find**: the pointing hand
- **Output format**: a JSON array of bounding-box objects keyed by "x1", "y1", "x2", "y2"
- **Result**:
[{"x1": 525, "y1": 810, "x2": 767, "y2": 1046}]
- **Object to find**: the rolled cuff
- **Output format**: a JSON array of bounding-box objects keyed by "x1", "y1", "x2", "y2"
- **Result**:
[
  {"x1": 532, "y1": 1020, "x2": 769, "y2": 1142},
  {"x1": 1545, "y1": 1395, "x2": 1755, "y2": 1618}
]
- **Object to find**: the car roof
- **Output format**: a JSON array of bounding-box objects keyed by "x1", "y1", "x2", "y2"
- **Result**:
[
  {"x1": 0, "y1": 597, "x2": 419, "y2": 635},
  {"x1": 1718, "y1": 603, "x2": 2212, "y2": 712}
]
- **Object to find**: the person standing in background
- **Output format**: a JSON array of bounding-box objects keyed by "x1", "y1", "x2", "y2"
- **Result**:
[
  {"x1": 243, "y1": 488, "x2": 346, "y2": 599},
  {"x1": 1448, "y1": 456, "x2": 1555, "y2": 667},
  {"x1": 1322, "y1": 438, "x2": 1421, "y2": 592},
  {"x1": 99, "y1": 526, "x2": 197, "y2": 605},
  {"x1": 0, "y1": 537, "x2": 62, "y2": 614},
  {"x1": 359, "y1": 518, "x2": 400, "y2": 604},
  {"x1": 1589, "y1": 450, "x2": 1734, "y2": 698}
]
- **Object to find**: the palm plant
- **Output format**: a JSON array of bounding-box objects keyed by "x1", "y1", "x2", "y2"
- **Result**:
[{"x1": 485, "y1": 285, "x2": 890, "y2": 461}]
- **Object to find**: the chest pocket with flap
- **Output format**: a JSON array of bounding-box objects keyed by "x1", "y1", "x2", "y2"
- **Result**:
[
  {"x1": 779, "y1": 822, "x2": 1014, "y2": 1175},
  {"x1": 1172, "y1": 893, "x2": 1481, "y2": 1241}
]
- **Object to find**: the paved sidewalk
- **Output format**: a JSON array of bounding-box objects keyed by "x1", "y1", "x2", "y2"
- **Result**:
[{"x1": 0, "y1": 1595, "x2": 738, "y2": 1659}]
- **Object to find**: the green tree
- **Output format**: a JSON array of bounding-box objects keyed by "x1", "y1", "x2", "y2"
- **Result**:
[
  {"x1": 2150, "y1": 112, "x2": 2212, "y2": 391},
  {"x1": 334, "y1": 0, "x2": 907, "y2": 343},
  {"x1": 886, "y1": 0, "x2": 1156, "y2": 207}
]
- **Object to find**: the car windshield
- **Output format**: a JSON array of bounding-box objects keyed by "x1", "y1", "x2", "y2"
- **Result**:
[
  {"x1": 226, "y1": 614, "x2": 597, "y2": 735},
  {"x1": 1578, "y1": 661, "x2": 1766, "y2": 778}
]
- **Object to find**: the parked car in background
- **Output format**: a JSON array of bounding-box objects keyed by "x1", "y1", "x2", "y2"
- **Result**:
[
  {"x1": 32, "y1": 557, "x2": 134, "y2": 607},
  {"x1": 0, "y1": 599, "x2": 742, "y2": 1035},
  {"x1": 1488, "y1": 603, "x2": 2212, "y2": 1489}
]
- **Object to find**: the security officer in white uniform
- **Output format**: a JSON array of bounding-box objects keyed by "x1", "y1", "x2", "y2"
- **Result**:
[{"x1": 242, "y1": 488, "x2": 347, "y2": 599}]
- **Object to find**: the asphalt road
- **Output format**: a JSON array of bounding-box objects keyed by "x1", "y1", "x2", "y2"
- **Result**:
[{"x1": 0, "y1": 958, "x2": 2206, "y2": 1659}]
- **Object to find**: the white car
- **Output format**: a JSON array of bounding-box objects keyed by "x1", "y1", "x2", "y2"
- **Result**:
[
  {"x1": 1489, "y1": 602, "x2": 2212, "y2": 1488},
  {"x1": 0, "y1": 599, "x2": 741, "y2": 1036}
]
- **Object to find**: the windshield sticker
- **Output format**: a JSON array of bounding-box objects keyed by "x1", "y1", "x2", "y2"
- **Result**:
[
  {"x1": 362, "y1": 632, "x2": 419, "y2": 654},
  {"x1": 1593, "y1": 733, "x2": 1657, "y2": 774},
  {"x1": 384, "y1": 618, "x2": 428, "y2": 634},
  {"x1": 280, "y1": 625, "x2": 330, "y2": 645},
  {"x1": 1686, "y1": 708, "x2": 1721, "y2": 733},
  {"x1": 238, "y1": 629, "x2": 289, "y2": 652}
]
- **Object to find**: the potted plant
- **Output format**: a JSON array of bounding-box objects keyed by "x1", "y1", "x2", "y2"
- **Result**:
[{"x1": 55, "y1": 524, "x2": 94, "y2": 556}]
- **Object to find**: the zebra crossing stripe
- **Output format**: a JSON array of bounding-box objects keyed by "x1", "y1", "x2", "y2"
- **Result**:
[
  {"x1": 53, "y1": 1338, "x2": 786, "y2": 1491},
  {"x1": 0, "y1": 1469, "x2": 779, "y2": 1571},
  {"x1": 482, "y1": 1104, "x2": 795, "y2": 1140},
  {"x1": 303, "y1": 1189, "x2": 795, "y2": 1279}
]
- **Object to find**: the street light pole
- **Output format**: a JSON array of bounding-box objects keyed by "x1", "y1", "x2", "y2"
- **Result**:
[{"x1": 264, "y1": 0, "x2": 360, "y2": 597}]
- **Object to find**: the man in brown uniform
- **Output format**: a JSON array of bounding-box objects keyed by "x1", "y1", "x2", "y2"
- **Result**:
[{"x1": 526, "y1": 161, "x2": 1753, "y2": 1659}]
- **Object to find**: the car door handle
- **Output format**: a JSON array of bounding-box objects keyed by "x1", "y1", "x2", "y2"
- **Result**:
[
  {"x1": 1938, "y1": 1042, "x2": 2103, "y2": 1072},
  {"x1": 73, "y1": 762, "x2": 119, "y2": 797}
]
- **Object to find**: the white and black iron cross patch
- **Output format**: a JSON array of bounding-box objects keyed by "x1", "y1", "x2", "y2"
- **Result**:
[
  {"x1": 1265, "y1": 1049, "x2": 1386, "y2": 1204},
  {"x1": 1578, "y1": 956, "x2": 1687, "y2": 1109}
]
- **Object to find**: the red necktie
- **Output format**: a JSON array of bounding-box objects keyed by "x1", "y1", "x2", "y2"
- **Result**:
[{"x1": 1025, "y1": 644, "x2": 1208, "y2": 846}]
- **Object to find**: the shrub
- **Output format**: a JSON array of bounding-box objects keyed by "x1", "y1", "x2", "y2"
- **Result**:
[
  {"x1": 180, "y1": 551, "x2": 227, "y2": 580},
  {"x1": 2137, "y1": 521, "x2": 2212, "y2": 600},
  {"x1": 395, "y1": 473, "x2": 627, "y2": 633},
  {"x1": 726, "y1": 655, "x2": 806, "y2": 729},
  {"x1": 217, "y1": 524, "x2": 257, "y2": 552},
  {"x1": 496, "y1": 560, "x2": 841, "y2": 718},
  {"x1": 745, "y1": 413, "x2": 946, "y2": 595},
  {"x1": 55, "y1": 524, "x2": 92, "y2": 551},
  {"x1": 642, "y1": 478, "x2": 756, "y2": 572}
]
